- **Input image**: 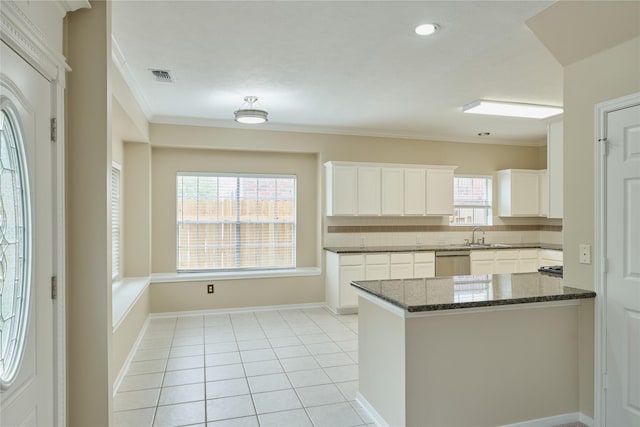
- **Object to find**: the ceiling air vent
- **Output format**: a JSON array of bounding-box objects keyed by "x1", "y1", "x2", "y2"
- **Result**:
[{"x1": 150, "y1": 69, "x2": 173, "y2": 83}]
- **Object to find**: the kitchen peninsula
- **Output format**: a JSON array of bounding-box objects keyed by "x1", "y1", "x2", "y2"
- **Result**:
[{"x1": 352, "y1": 273, "x2": 595, "y2": 427}]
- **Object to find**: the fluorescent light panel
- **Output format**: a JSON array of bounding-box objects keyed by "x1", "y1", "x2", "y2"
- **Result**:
[{"x1": 463, "y1": 100, "x2": 563, "y2": 119}]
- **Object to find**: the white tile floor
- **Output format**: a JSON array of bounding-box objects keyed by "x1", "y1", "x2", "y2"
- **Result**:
[{"x1": 113, "y1": 307, "x2": 374, "y2": 427}]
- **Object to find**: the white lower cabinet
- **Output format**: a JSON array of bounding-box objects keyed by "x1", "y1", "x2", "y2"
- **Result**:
[
  {"x1": 471, "y1": 248, "x2": 562, "y2": 275},
  {"x1": 326, "y1": 250, "x2": 435, "y2": 313},
  {"x1": 494, "y1": 250, "x2": 519, "y2": 274},
  {"x1": 518, "y1": 249, "x2": 539, "y2": 272},
  {"x1": 539, "y1": 249, "x2": 563, "y2": 267},
  {"x1": 390, "y1": 253, "x2": 414, "y2": 279},
  {"x1": 339, "y1": 264, "x2": 364, "y2": 308},
  {"x1": 327, "y1": 248, "x2": 562, "y2": 313},
  {"x1": 365, "y1": 254, "x2": 390, "y2": 280},
  {"x1": 470, "y1": 250, "x2": 495, "y2": 275},
  {"x1": 413, "y1": 252, "x2": 435, "y2": 278},
  {"x1": 366, "y1": 264, "x2": 390, "y2": 280},
  {"x1": 326, "y1": 252, "x2": 364, "y2": 313}
]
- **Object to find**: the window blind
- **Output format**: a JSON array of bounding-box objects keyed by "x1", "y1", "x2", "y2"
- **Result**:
[
  {"x1": 449, "y1": 176, "x2": 492, "y2": 226},
  {"x1": 176, "y1": 173, "x2": 296, "y2": 271},
  {"x1": 111, "y1": 165, "x2": 121, "y2": 279}
]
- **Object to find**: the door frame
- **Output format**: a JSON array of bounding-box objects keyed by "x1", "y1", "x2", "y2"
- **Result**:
[
  {"x1": 1, "y1": 1, "x2": 88, "y2": 425},
  {"x1": 594, "y1": 91, "x2": 640, "y2": 427}
]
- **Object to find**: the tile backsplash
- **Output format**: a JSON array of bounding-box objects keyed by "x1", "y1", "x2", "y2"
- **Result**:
[{"x1": 324, "y1": 224, "x2": 562, "y2": 248}]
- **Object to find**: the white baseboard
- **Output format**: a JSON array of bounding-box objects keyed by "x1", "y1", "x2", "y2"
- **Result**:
[
  {"x1": 112, "y1": 317, "x2": 150, "y2": 397},
  {"x1": 351, "y1": 399, "x2": 592, "y2": 427},
  {"x1": 355, "y1": 392, "x2": 390, "y2": 427},
  {"x1": 499, "y1": 412, "x2": 588, "y2": 427},
  {"x1": 147, "y1": 302, "x2": 327, "y2": 319},
  {"x1": 579, "y1": 413, "x2": 594, "y2": 427}
]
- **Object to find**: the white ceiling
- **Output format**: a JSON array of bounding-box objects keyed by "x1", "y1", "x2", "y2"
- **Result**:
[{"x1": 112, "y1": 1, "x2": 563, "y2": 146}]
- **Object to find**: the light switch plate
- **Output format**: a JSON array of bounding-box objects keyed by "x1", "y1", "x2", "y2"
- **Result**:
[{"x1": 579, "y1": 244, "x2": 591, "y2": 264}]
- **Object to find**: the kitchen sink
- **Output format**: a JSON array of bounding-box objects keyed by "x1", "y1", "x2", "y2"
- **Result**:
[{"x1": 453, "y1": 243, "x2": 512, "y2": 249}]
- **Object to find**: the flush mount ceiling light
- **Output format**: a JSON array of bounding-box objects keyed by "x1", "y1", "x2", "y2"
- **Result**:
[
  {"x1": 463, "y1": 100, "x2": 563, "y2": 119},
  {"x1": 415, "y1": 23, "x2": 439, "y2": 36},
  {"x1": 234, "y1": 96, "x2": 268, "y2": 124}
]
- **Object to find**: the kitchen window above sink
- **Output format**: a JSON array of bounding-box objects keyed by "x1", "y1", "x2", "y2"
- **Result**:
[{"x1": 449, "y1": 175, "x2": 493, "y2": 226}]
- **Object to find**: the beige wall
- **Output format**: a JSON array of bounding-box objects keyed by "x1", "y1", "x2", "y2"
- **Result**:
[
  {"x1": 124, "y1": 142, "x2": 152, "y2": 277},
  {"x1": 150, "y1": 278, "x2": 323, "y2": 313},
  {"x1": 112, "y1": 288, "x2": 150, "y2": 387},
  {"x1": 149, "y1": 123, "x2": 548, "y2": 243},
  {"x1": 65, "y1": 1, "x2": 113, "y2": 425},
  {"x1": 578, "y1": 299, "x2": 595, "y2": 418},
  {"x1": 111, "y1": 55, "x2": 151, "y2": 279},
  {"x1": 404, "y1": 303, "x2": 581, "y2": 426},
  {"x1": 359, "y1": 298, "x2": 586, "y2": 427},
  {"x1": 563, "y1": 36, "x2": 640, "y2": 291},
  {"x1": 150, "y1": 123, "x2": 545, "y2": 173},
  {"x1": 112, "y1": 119, "x2": 124, "y2": 165},
  {"x1": 358, "y1": 298, "x2": 406, "y2": 427},
  {"x1": 151, "y1": 147, "x2": 319, "y2": 272}
]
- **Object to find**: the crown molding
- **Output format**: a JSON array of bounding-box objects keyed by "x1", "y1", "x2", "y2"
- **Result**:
[
  {"x1": 0, "y1": 1, "x2": 81, "y2": 83},
  {"x1": 54, "y1": 1, "x2": 91, "y2": 14},
  {"x1": 111, "y1": 35, "x2": 153, "y2": 119}
]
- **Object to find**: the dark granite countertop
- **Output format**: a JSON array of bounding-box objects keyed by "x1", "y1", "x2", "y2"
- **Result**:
[
  {"x1": 324, "y1": 243, "x2": 562, "y2": 254},
  {"x1": 351, "y1": 272, "x2": 595, "y2": 312}
]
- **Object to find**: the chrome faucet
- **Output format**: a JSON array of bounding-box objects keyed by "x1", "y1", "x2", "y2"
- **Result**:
[{"x1": 471, "y1": 227, "x2": 485, "y2": 245}]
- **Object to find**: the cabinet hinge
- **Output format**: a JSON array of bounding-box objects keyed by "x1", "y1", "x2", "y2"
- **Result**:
[
  {"x1": 603, "y1": 372, "x2": 608, "y2": 390},
  {"x1": 50, "y1": 117, "x2": 57, "y2": 142},
  {"x1": 51, "y1": 276, "x2": 57, "y2": 299}
]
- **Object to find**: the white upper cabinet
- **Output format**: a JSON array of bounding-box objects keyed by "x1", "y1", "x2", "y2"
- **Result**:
[
  {"x1": 381, "y1": 167, "x2": 404, "y2": 215},
  {"x1": 497, "y1": 169, "x2": 542, "y2": 217},
  {"x1": 426, "y1": 168, "x2": 454, "y2": 215},
  {"x1": 546, "y1": 120, "x2": 563, "y2": 218},
  {"x1": 357, "y1": 167, "x2": 381, "y2": 215},
  {"x1": 326, "y1": 164, "x2": 358, "y2": 216},
  {"x1": 325, "y1": 161, "x2": 456, "y2": 217},
  {"x1": 495, "y1": 120, "x2": 563, "y2": 219},
  {"x1": 539, "y1": 169, "x2": 549, "y2": 217},
  {"x1": 404, "y1": 168, "x2": 426, "y2": 215}
]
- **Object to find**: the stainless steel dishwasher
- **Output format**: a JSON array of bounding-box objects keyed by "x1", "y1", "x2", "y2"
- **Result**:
[{"x1": 435, "y1": 250, "x2": 470, "y2": 276}]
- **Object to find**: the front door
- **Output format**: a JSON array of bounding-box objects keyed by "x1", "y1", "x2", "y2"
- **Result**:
[
  {"x1": 604, "y1": 99, "x2": 640, "y2": 426},
  {"x1": 0, "y1": 41, "x2": 54, "y2": 426}
]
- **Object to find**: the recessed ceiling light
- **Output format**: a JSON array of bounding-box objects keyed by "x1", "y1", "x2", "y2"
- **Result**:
[
  {"x1": 477, "y1": 132, "x2": 491, "y2": 136},
  {"x1": 463, "y1": 100, "x2": 563, "y2": 119},
  {"x1": 415, "y1": 23, "x2": 439, "y2": 36}
]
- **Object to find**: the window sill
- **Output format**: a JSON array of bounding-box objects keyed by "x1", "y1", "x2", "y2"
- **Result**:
[
  {"x1": 112, "y1": 276, "x2": 151, "y2": 331},
  {"x1": 150, "y1": 267, "x2": 321, "y2": 283}
]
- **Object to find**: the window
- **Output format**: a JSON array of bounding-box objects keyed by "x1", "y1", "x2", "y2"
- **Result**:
[
  {"x1": 111, "y1": 163, "x2": 121, "y2": 280},
  {"x1": 0, "y1": 107, "x2": 31, "y2": 387},
  {"x1": 449, "y1": 175, "x2": 492, "y2": 226},
  {"x1": 176, "y1": 173, "x2": 296, "y2": 272}
]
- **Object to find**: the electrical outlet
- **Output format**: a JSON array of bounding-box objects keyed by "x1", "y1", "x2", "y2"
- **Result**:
[
  {"x1": 579, "y1": 244, "x2": 591, "y2": 264},
  {"x1": 207, "y1": 284, "x2": 214, "y2": 294}
]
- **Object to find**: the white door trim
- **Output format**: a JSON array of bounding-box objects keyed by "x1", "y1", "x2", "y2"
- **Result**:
[{"x1": 594, "y1": 91, "x2": 640, "y2": 427}]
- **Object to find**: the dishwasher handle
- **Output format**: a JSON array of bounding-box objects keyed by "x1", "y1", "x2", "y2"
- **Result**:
[{"x1": 436, "y1": 250, "x2": 470, "y2": 257}]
